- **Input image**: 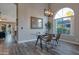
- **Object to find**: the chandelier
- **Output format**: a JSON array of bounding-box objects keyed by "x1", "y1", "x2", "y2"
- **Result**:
[{"x1": 44, "y1": 8, "x2": 53, "y2": 17}]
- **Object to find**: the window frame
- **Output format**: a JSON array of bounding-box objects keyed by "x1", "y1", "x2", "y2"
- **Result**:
[{"x1": 55, "y1": 16, "x2": 74, "y2": 35}]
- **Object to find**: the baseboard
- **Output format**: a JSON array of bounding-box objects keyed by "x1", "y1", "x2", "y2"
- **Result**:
[
  {"x1": 18, "y1": 38, "x2": 79, "y2": 45},
  {"x1": 60, "y1": 39, "x2": 79, "y2": 45},
  {"x1": 18, "y1": 39, "x2": 37, "y2": 43}
]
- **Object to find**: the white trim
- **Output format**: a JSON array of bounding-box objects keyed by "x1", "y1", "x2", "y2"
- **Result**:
[
  {"x1": 18, "y1": 39, "x2": 37, "y2": 43},
  {"x1": 18, "y1": 38, "x2": 79, "y2": 45},
  {"x1": 60, "y1": 39, "x2": 79, "y2": 45}
]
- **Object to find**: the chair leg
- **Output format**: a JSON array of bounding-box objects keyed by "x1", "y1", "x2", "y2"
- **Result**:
[
  {"x1": 53, "y1": 40, "x2": 55, "y2": 45},
  {"x1": 53, "y1": 40, "x2": 56, "y2": 46},
  {"x1": 53, "y1": 40, "x2": 58, "y2": 46},
  {"x1": 57, "y1": 40, "x2": 59, "y2": 44},
  {"x1": 55, "y1": 40, "x2": 59, "y2": 46},
  {"x1": 45, "y1": 42, "x2": 48, "y2": 51},
  {"x1": 56, "y1": 40, "x2": 58, "y2": 44}
]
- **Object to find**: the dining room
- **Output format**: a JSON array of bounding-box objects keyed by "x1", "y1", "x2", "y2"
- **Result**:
[
  {"x1": 0, "y1": 3, "x2": 79, "y2": 55},
  {"x1": 9, "y1": 3, "x2": 79, "y2": 55}
]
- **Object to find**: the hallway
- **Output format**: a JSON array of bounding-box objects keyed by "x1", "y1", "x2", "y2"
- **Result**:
[{"x1": 0, "y1": 31, "x2": 16, "y2": 54}]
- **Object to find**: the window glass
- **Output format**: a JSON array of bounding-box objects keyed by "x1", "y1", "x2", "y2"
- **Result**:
[{"x1": 54, "y1": 8, "x2": 74, "y2": 34}]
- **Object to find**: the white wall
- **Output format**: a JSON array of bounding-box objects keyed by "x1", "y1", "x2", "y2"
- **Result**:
[
  {"x1": 0, "y1": 3, "x2": 16, "y2": 22},
  {"x1": 50, "y1": 3, "x2": 79, "y2": 44},
  {"x1": 18, "y1": 3, "x2": 79, "y2": 44},
  {"x1": 18, "y1": 3, "x2": 48, "y2": 43}
]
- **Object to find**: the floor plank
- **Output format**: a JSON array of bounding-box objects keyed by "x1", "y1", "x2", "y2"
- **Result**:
[
  {"x1": 9, "y1": 40, "x2": 79, "y2": 55},
  {"x1": 0, "y1": 39, "x2": 79, "y2": 55}
]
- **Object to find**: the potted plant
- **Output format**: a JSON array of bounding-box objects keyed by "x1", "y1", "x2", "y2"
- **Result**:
[{"x1": 45, "y1": 21, "x2": 52, "y2": 34}]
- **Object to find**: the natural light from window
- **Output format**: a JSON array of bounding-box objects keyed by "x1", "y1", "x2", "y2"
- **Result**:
[{"x1": 54, "y1": 7, "x2": 74, "y2": 34}]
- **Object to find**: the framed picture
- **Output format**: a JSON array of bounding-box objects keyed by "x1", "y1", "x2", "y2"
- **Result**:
[{"x1": 31, "y1": 16, "x2": 43, "y2": 29}]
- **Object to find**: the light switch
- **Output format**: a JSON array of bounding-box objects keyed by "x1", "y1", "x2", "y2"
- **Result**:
[{"x1": 21, "y1": 27, "x2": 23, "y2": 29}]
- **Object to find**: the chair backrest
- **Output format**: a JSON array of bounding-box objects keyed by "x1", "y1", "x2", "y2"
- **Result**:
[
  {"x1": 56, "y1": 33, "x2": 61, "y2": 41},
  {"x1": 46, "y1": 34, "x2": 52, "y2": 42}
]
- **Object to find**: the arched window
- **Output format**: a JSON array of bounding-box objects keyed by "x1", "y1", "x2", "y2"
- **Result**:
[{"x1": 54, "y1": 8, "x2": 74, "y2": 34}]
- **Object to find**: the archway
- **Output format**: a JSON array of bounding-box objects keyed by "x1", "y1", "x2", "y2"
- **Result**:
[{"x1": 53, "y1": 7, "x2": 74, "y2": 35}]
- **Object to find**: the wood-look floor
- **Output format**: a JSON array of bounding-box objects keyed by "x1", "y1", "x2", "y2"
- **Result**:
[
  {"x1": 0, "y1": 39, "x2": 79, "y2": 55},
  {"x1": 0, "y1": 40, "x2": 9, "y2": 54},
  {"x1": 9, "y1": 40, "x2": 79, "y2": 55}
]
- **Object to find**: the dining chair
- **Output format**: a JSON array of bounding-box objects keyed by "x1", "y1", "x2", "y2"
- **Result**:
[
  {"x1": 42, "y1": 34, "x2": 53, "y2": 51},
  {"x1": 53, "y1": 33, "x2": 61, "y2": 45}
]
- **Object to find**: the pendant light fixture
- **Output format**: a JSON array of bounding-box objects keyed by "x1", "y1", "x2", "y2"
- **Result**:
[{"x1": 44, "y1": 4, "x2": 53, "y2": 17}]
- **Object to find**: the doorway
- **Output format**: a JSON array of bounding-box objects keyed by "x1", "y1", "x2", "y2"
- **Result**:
[{"x1": 0, "y1": 3, "x2": 17, "y2": 47}]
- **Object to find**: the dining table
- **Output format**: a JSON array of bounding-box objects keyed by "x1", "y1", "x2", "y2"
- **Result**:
[{"x1": 35, "y1": 34, "x2": 56, "y2": 50}]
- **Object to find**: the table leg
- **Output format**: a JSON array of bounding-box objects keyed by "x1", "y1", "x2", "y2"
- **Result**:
[
  {"x1": 35, "y1": 36, "x2": 39, "y2": 46},
  {"x1": 40, "y1": 38, "x2": 43, "y2": 50}
]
